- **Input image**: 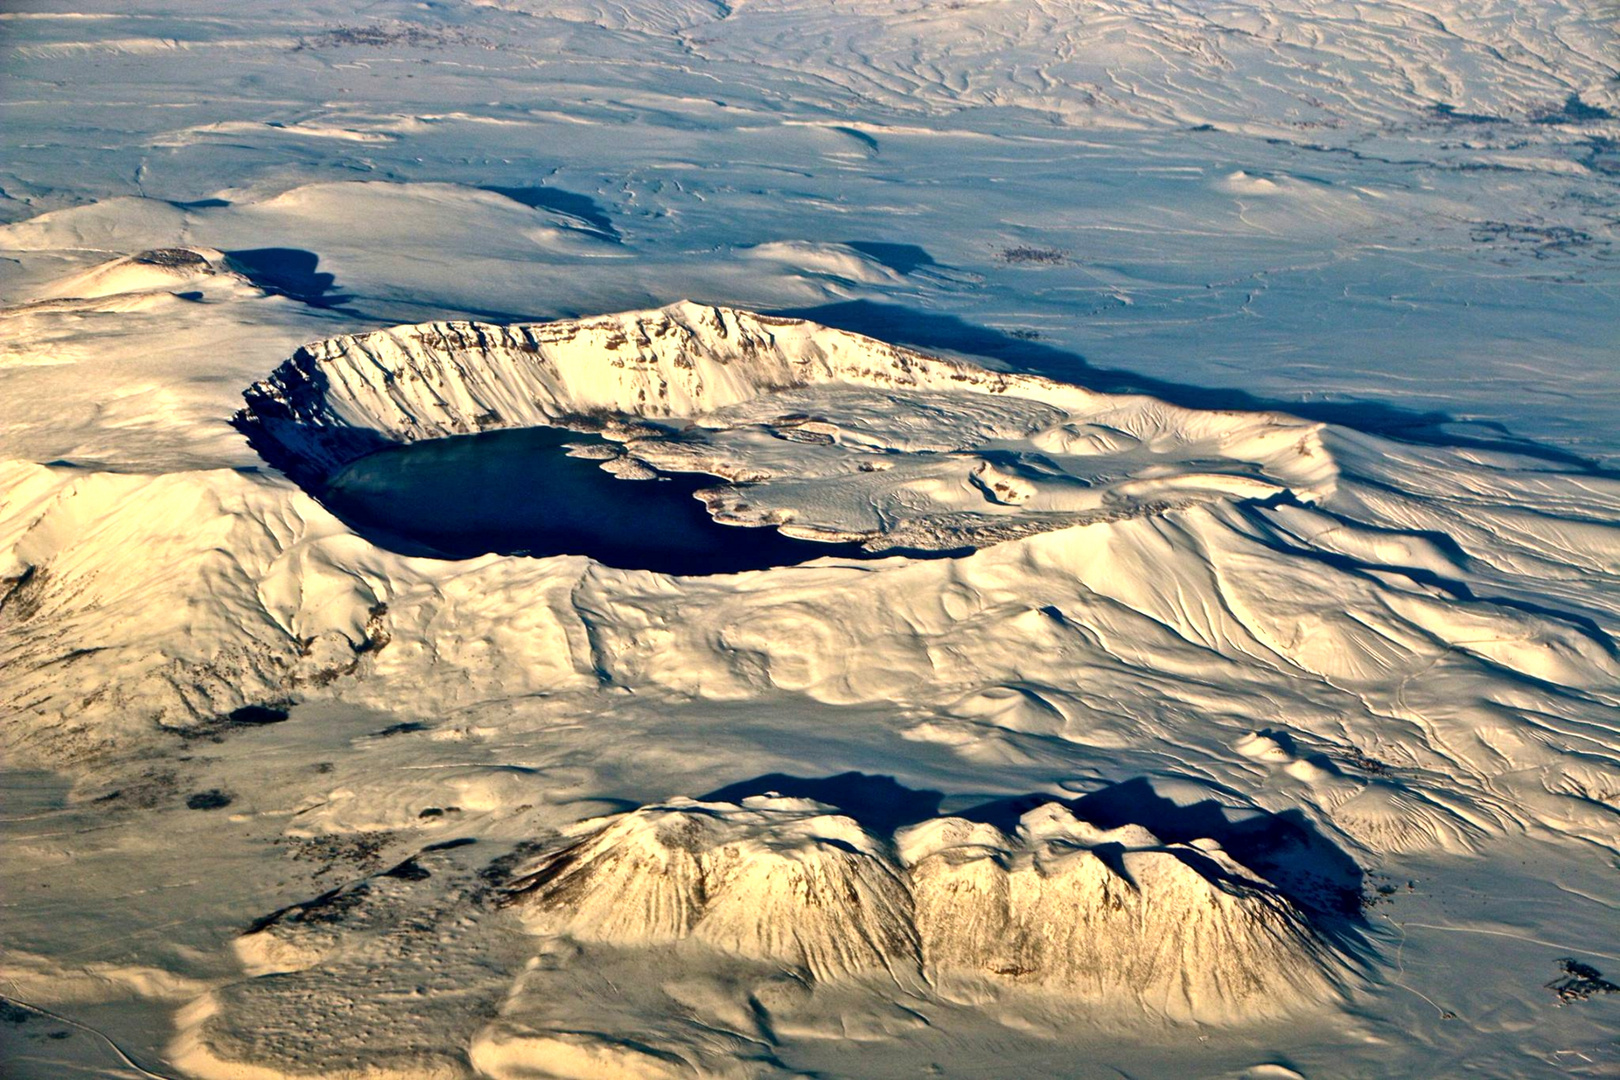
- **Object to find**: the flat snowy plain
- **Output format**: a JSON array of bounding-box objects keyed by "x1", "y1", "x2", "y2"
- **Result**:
[{"x1": 1, "y1": 1, "x2": 1617, "y2": 1077}]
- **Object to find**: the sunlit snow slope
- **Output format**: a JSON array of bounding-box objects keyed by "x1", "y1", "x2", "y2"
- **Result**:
[
  {"x1": 5, "y1": 296, "x2": 1620, "y2": 1072},
  {"x1": 2, "y1": 0, "x2": 1618, "y2": 1076}
]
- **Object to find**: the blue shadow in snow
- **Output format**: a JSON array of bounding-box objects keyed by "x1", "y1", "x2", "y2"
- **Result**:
[
  {"x1": 224, "y1": 247, "x2": 354, "y2": 310},
  {"x1": 701, "y1": 772, "x2": 945, "y2": 836},
  {"x1": 774, "y1": 299, "x2": 1612, "y2": 473},
  {"x1": 843, "y1": 241, "x2": 937, "y2": 276},
  {"x1": 481, "y1": 185, "x2": 620, "y2": 240}
]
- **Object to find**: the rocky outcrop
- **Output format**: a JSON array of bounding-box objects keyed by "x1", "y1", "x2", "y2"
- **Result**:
[{"x1": 509, "y1": 797, "x2": 923, "y2": 986}]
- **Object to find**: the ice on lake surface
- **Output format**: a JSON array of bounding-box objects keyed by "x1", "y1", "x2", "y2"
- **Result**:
[{"x1": 320, "y1": 425, "x2": 877, "y2": 574}]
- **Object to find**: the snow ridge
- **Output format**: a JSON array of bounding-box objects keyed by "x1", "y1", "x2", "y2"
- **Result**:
[
  {"x1": 506, "y1": 794, "x2": 1348, "y2": 1022},
  {"x1": 235, "y1": 301, "x2": 1024, "y2": 482},
  {"x1": 236, "y1": 301, "x2": 1338, "y2": 550}
]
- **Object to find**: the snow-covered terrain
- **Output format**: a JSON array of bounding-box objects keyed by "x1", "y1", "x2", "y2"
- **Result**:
[{"x1": 2, "y1": 0, "x2": 1618, "y2": 1077}]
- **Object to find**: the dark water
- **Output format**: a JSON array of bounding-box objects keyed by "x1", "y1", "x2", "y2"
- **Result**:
[{"x1": 318, "y1": 426, "x2": 877, "y2": 575}]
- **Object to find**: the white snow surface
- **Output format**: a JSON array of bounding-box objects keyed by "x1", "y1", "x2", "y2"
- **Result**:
[
  {"x1": 2, "y1": 0, "x2": 1618, "y2": 1077},
  {"x1": 237, "y1": 302, "x2": 1338, "y2": 547},
  {"x1": 507, "y1": 793, "x2": 1346, "y2": 1021}
]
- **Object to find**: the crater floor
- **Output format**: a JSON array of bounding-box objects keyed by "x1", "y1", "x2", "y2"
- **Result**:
[{"x1": 316, "y1": 423, "x2": 882, "y2": 574}]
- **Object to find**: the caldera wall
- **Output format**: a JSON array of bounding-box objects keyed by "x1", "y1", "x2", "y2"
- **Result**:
[{"x1": 233, "y1": 301, "x2": 1040, "y2": 485}]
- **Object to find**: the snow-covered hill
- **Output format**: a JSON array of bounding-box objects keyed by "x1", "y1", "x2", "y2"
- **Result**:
[
  {"x1": 3, "y1": 0, "x2": 1618, "y2": 1073},
  {"x1": 4, "y1": 279, "x2": 1618, "y2": 1080},
  {"x1": 12, "y1": 308, "x2": 1617, "y2": 869},
  {"x1": 506, "y1": 793, "x2": 1350, "y2": 1021}
]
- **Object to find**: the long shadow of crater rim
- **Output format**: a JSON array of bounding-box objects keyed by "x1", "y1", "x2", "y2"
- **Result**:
[
  {"x1": 223, "y1": 247, "x2": 354, "y2": 310},
  {"x1": 237, "y1": 299, "x2": 1610, "y2": 485},
  {"x1": 774, "y1": 299, "x2": 1616, "y2": 475},
  {"x1": 231, "y1": 302, "x2": 1614, "y2": 583}
]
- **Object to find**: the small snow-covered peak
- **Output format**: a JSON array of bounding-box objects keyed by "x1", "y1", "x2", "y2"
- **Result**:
[
  {"x1": 894, "y1": 815, "x2": 1012, "y2": 865},
  {"x1": 511, "y1": 795, "x2": 921, "y2": 984},
  {"x1": 34, "y1": 246, "x2": 225, "y2": 301},
  {"x1": 1014, "y1": 802, "x2": 1160, "y2": 851}
]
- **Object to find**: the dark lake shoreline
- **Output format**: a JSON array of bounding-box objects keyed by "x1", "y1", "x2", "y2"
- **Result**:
[{"x1": 317, "y1": 425, "x2": 880, "y2": 575}]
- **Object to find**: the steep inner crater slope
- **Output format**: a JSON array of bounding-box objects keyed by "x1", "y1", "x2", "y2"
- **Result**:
[{"x1": 235, "y1": 301, "x2": 1339, "y2": 558}]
